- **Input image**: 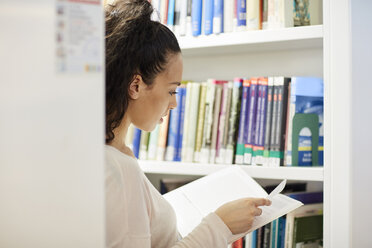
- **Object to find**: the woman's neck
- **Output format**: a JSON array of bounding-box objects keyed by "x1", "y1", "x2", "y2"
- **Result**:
[{"x1": 109, "y1": 115, "x2": 134, "y2": 157}]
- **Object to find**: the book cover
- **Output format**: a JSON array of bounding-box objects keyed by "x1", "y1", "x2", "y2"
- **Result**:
[
  {"x1": 165, "y1": 90, "x2": 182, "y2": 161},
  {"x1": 225, "y1": 78, "x2": 242, "y2": 164},
  {"x1": 292, "y1": 214, "x2": 323, "y2": 247},
  {"x1": 191, "y1": 0, "x2": 203, "y2": 36},
  {"x1": 175, "y1": 86, "x2": 186, "y2": 161},
  {"x1": 132, "y1": 127, "x2": 141, "y2": 159},
  {"x1": 246, "y1": 0, "x2": 261, "y2": 30},
  {"x1": 285, "y1": 77, "x2": 324, "y2": 166},
  {"x1": 235, "y1": 78, "x2": 250, "y2": 165},
  {"x1": 200, "y1": 79, "x2": 217, "y2": 163},
  {"x1": 244, "y1": 77, "x2": 258, "y2": 165},
  {"x1": 204, "y1": 0, "x2": 214, "y2": 35},
  {"x1": 209, "y1": 82, "x2": 223, "y2": 163},
  {"x1": 163, "y1": 167, "x2": 303, "y2": 242},
  {"x1": 194, "y1": 83, "x2": 207, "y2": 162},
  {"x1": 268, "y1": 79, "x2": 278, "y2": 166},
  {"x1": 148, "y1": 125, "x2": 160, "y2": 160},
  {"x1": 213, "y1": 0, "x2": 224, "y2": 34}
]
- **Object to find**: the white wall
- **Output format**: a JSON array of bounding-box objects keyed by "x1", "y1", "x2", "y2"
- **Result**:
[
  {"x1": 0, "y1": 1, "x2": 105, "y2": 247},
  {"x1": 351, "y1": 0, "x2": 372, "y2": 247}
]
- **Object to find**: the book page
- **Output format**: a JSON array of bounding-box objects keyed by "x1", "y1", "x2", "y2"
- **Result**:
[{"x1": 163, "y1": 167, "x2": 303, "y2": 240}]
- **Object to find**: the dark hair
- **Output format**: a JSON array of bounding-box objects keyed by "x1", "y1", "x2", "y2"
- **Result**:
[{"x1": 105, "y1": 0, "x2": 181, "y2": 143}]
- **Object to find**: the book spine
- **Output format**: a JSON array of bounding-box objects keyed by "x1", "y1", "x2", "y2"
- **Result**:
[
  {"x1": 252, "y1": 81, "x2": 263, "y2": 165},
  {"x1": 237, "y1": 0, "x2": 247, "y2": 30},
  {"x1": 246, "y1": 0, "x2": 260, "y2": 30},
  {"x1": 268, "y1": 80, "x2": 278, "y2": 166},
  {"x1": 156, "y1": 113, "x2": 170, "y2": 161},
  {"x1": 209, "y1": 84, "x2": 223, "y2": 163},
  {"x1": 181, "y1": 83, "x2": 192, "y2": 161},
  {"x1": 185, "y1": 83, "x2": 200, "y2": 162},
  {"x1": 200, "y1": 79, "x2": 217, "y2": 163},
  {"x1": 165, "y1": 91, "x2": 182, "y2": 161},
  {"x1": 244, "y1": 77, "x2": 258, "y2": 165},
  {"x1": 235, "y1": 78, "x2": 250, "y2": 164},
  {"x1": 267, "y1": 0, "x2": 275, "y2": 29},
  {"x1": 263, "y1": 77, "x2": 274, "y2": 166},
  {"x1": 147, "y1": 125, "x2": 160, "y2": 160},
  {"x1": 216, "y1": 81, "x2": 229, "y2": 164},
  {"x1": 191, "y1": 0, "x2": 202, "y2": 36},
  {"x1": 179, "y1": 0, "x2": 188, "y2": 36},
  {"x1": 151, "y1": 0, "x2": 161, "y2": 21},
  {"x1": 262, "y1": 223, "x2": 271, "y2": 248},
  {"x1": 186, "y1": 0, "x2": 193, "y2": 36},
  {"x1": 161, "y1": 0, "x2": 169, "y2": 24},
  {"x1": 132, "y1": 128, "x2": 141, "y2": 159},
  {"x1": 213, "y1": 0, "x2": 223, "y2": 34},
  {"x1": 174, "y1": 0, "x2": 182, "y2": 34},
  {"x1": 176, "y1": 86, "x2": 186, "y2": 161},
  {"x1": 225, "y1": 79, "x2": 242, "y2": 164},
  {"x1": 139, "y1": 131, "x2": 150, "y2": 160},
  {"x1": 275, "y1": 77, "x2": 290, "y2": 166},
  {"x1": 167, "y1": 0, "x2": 176, "y2": 30},
  {"x1": 194, "y1": 83, "x2": 207, "y2": 162},
  {"x1": 255, "y1": 77, "x2": 268, "y2": 165},
  {"x1": 223, "y1": 0, "x2": 234, "y2": 33},
  {"x1": 220, "y1": 82, "x2": 233, "y2": 164},
  {"x1": 232, "y1": 238, "x2": 243, "y2": 248},
  {"x1": 204, "y1": 0, "x2": 214, "y2": 35}
]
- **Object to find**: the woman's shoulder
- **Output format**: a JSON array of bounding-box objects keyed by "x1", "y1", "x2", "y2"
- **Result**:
[{"x1": 105, "y1": 145, "x2": 143, "y2": 180}]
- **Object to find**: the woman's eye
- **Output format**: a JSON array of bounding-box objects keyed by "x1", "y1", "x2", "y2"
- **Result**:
[{"x1": 169, "y1": 91, "x2": 178, "y2": 96}]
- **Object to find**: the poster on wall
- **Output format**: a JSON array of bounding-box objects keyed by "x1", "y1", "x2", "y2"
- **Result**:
[{"x1": 55, "y1": 0, "x2": 102, "y2": 74}]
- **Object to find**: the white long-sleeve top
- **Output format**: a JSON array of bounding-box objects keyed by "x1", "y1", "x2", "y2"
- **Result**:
[{"x1": 105, "y1": 145, "x2": 233, "y2": 248}]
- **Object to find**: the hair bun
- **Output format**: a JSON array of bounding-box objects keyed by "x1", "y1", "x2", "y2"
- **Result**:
[{"x1": 106, "y1": 0, "x2": 153, "y2": 23}]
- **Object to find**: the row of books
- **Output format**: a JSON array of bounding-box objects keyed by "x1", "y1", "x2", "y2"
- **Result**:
[
  {"x1": 151, "y1": 0, "x2": 323, "y2": 37},
  {"x1": 161, "y1": 178, "x2": 323, "y2": 248},
  {"x1": 127, "y1": 76, "x2": 323, "y2": 166},
  {"x1": 231, "y1": 181, "x2": 323, "y2": 248}
]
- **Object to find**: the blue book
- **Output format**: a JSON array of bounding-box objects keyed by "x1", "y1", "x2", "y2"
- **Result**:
[
  {"x1": 191, "y1": 0, "x2": 202, "y2": 36},
  {"x1": 167, "y1": 0, "x2": 175, "y2": 27},
  {"x1": 244, "y1": 78, "x2": 259, "y2": 165},
  {"x1": 212, "y1": 0, "x2": 223, "y2": 33},
  {"x1": 277, "y1": 217, "x2": 286, "y2": 248},
  {"x1": 165, "y1": 91, "x2": 183, "y2": 161},
  {"x1": 237, "y1": 0, "x2": 246, "y2": 28},
  {"x1": 287, "y1": 191, "x2": 323, "y2": 204},
  {"x1": 175, "y1": 87, "x2": 186, "y2": 161},
  {"x1": 204, "y1": 0, "x2": 214, "y2": 35},
  {"x1": 235, "y1": 79, "x2": 250, "y2": 164},
  {"x1": 132, "y1": 128, "x2": 141, "y2": 159},
  {"x1": 286, "y1": 77, "x2": 324, "y2": 166},
  {"x1": 251, "y1": 230, "x2": 257, "y2": 248}
]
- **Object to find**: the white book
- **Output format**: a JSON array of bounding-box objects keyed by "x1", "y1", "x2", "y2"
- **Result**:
[
  {"x1": 179, "y1": 0, "x2": 188, "y2": 36},
  {"x1": 246, "y1": 0, "x2": 260, "y2": 30},
  {"x1": 224, "y1": 0, "x2": 234, "y2": 33},
  {"x1": 164, "y1": 167, "x2": 303, "y2": 242}
]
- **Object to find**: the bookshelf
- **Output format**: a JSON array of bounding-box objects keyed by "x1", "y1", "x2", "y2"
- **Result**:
[
  {"x1": 143, "y1": 0, "x2": 372, "y2": 246},
  {"x1": 140, "y1": 160, "x2": 324, "y2": 181}
]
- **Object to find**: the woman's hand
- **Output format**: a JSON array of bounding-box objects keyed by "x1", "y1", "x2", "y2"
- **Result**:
[{"x1": 215, "y1": 198, "x2": 271, "y2": 235}]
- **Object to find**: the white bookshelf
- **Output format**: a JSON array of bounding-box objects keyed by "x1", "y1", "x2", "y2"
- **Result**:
[
  {"x1": 144, "y1": 0, "x2": 372, "y2": 246},
  {"x1": 140, "y1": 160, "x2": 323, "y2": 181}
]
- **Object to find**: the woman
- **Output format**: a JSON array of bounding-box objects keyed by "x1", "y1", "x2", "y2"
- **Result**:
[{"x1": 104, "y1": 0, "x2": 271, "y2": 247}]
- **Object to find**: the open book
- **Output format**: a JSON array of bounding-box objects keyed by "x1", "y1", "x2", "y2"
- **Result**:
[{"x1": 163, "y1": 166, "x2": 303, "y2": 242}]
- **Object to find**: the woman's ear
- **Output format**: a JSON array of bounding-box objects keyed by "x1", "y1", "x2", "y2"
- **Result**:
[{"x1": 128, "y1": 74, "x2": 143, "y2": 99}]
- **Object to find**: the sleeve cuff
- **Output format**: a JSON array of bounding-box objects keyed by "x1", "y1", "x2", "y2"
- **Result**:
[{"x1": 204, "y1": 212, "x2": 233, "y2": 241}]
